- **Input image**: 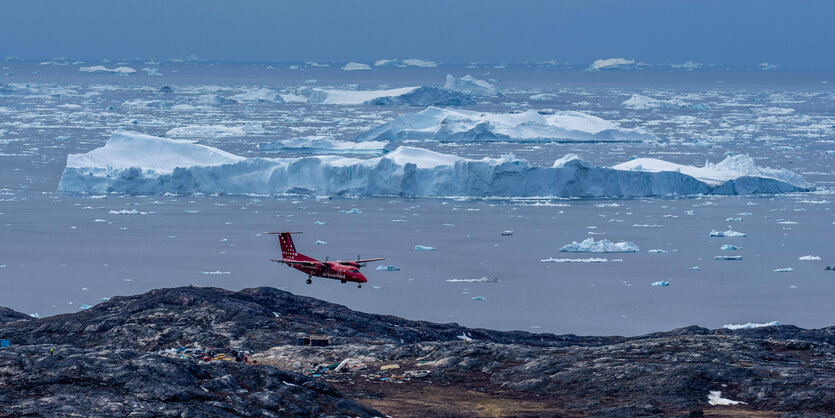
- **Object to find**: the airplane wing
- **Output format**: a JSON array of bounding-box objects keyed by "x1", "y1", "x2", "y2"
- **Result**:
[
  {"x1": 355, "y1": 257, "x2": 385, "y2": 264},
  {"x1": 270, "y1": 259, "x2": 319, "y2": 266}
]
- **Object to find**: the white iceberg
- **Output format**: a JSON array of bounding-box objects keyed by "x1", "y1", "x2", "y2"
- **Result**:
[
  {"x1": 58, "y1": 130, "x2": 814, "y2": 197},
  {"x1": 650, "y1": 281, "x2": 669, "y2": 287},
  {"x1": 588, "y1": 58, "x2": 636, "y2": 71},
  {"x1": 79, "y1": 65, "x2": 136, "y2": 75},
  {"x1": 443, "y1": 74, "x2": 498, "y2": 96},
  {"x1": 722, "y1": 321, "x2": 781, "y2": 330},
  {"x1": 540, "y1": 257, "x2": 609, "y2": 263},
  {"x1": 559, "y1": 238, "x2": 639, "y2": 253},
  {"x1": 166, "y1": 125, "x2": 246, "y2": 139},
  {"x1": 342, "y1": 62, "x2": 372, "y2": 71},
  {"x1": 375, "y1": 58, "x2": 438, "y2": 68},
  {"x1": 720, "y1": 244, "x2": 742, "y2": 250},
  {"x1": 364, "y1": 87, "x2": 475, "y2": 106},
  {"x1": 376, "y1": 265, "x2": 400, "y2": 271},
  {"x1": 714, "y1": 255, "x2": 743, "y2": 261},
  {"x1": 709, "y1": 230, "x2": 747, "y2": 237},
  {"x1": 356, "y1": 106, "x2": 656, "y2": 143},
  {"x1": 306, "y1": 86, "x2": 419, "y2": 105},
  {"x1": 798, "y1": 255, "x2": 821, "y2": 261},
  {"x1": 415, "y1": 245, "x2": 436, "y2": 251},
  {"x1": 258, "y1": 137, "x2": 388, "y2": 156},
  {"x1": 773, "y1": 267, "x2": 793, "y2": 272},
  {"x1": 227, "y1": 88, "x2": 285, "y2": 103}
]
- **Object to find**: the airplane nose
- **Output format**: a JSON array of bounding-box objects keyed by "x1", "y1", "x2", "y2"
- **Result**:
[{"x1": 356, "y1": 273, "x2": 368, "y2": 282}]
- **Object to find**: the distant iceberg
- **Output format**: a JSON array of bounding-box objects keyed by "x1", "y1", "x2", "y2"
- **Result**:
[
  {"x1": 443, "y1": 74, "x2": 498, "y2": 96},
  {"x1": 342, "y1": 62, "x2": 372, "y2": 71},
  {"x1": 79, "y1": 65, "x2": 136, "y2": 75},
  {"x1": 305, "y1": 86, "x2": 420, "y2": 105},
  {"x1": 622, "y1": 94, "x2": 689, "y2": 110},
  {"x1": 365, "y1": 87, "x2": 475, "y2": 106},
  {"x1": 588, "y1": 58, "x2": 636, "y2": 71},
  {"x1": 58, "y1": 130, "x2": 814, "y2": 197},
  {"x1": 709, "y1": 230, "x2": 747, "y2": 237},
  {"x1": 356, "y1": 106, "x2": 657, "y2": 143},
  {"x1": 227, "y1": 88, "x2": 285, "y2": 104},
  {"x1": 258, "y1": 137, "x2": 388, "y2": 156},
  {"x1": 375, "y1": 58, "x2": 438, "y2": 68},
  {"x1": 166, "y1": 125, "x2": 247, "y2": 139},
  {"x1": 559, "y1": 238, "x2": 639, "y2": 253}
]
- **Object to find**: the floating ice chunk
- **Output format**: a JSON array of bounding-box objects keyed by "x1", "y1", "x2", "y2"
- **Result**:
[
  {"x1": 141, "y1": 67, "x2": 162, "y2": 76},
  {"x1": 259, "y1": 137, "x2": 388, "y2": 156},
  {"x1": 307, "y1": 86, "x2": 419, "y2": 105},
  {"x1": 376, "y1": 265, "x2": 400, "y2": 271},
  {"x1": 99, "y1": 297, "x2": 110, "y2": 302},
  {"x1": 710, "y1": 230, "x2": 747, "y2": 237},
  {"x1": 79, "y1": 65, "x2": 136, "y2": 75},
  {"x1": 342, "y1": 62, "x2": 372, "y2": 71},
  {"x1": 80, "y1": 304, "x2": 92, "y2": 310},
  {"x1": 29, "y1": 313, "x2": 40, "y2": 319},
  {"x1": 471, "y1": 296, "x2": 485, "y2": 301},
  {"x1": 541, "y1": 257, "x2": 608, "y2": 263},
  {"x1": 647, "y1": 249, "x2": 668, "y2": 253},
  {"x1": 799, "y1": 255, "x2": 821, "y2": 261},
  {"x1": 315, "y1": 240, "x2": 327, "y2": 245},
  {"x1": 500, "y1": 230, "x2": 513, "y2": 236},
  {"x1": 633, "y1": 224, "x2": 663, "y2": 228},
  {"x1": 559, "y1": 238, "x2": 639, "y2": 253},
  {"x1": 415, "y1": 245, "x2": 436, "y2": 251},
  {"x1": 365, "y1": 86, "x2": 475, "y2": 106},
  {"x1": 447, "y1": 277, "x2": 492, "y2": 283},
  {"x1": 108, "y1": 209, "x2": 147, "y2": 215},
  {"x1": 443, "y1": 74, "x2": 498, "y2": 96},
  {"x1": 622, "y1": 94, "x2": 688, "y2": 109},
  {"x1": 689, "y1": 266, "x2": 701, "y2": 271},
  {"x1": 759, "y1": 62, "x2": 777, "y2": 71},
  {"x1": 339, "y1": 208, "x2": 361, "y2": 214},
  {"x1": 53, "y1": 135, "x2": 72, "y2": 141},
  {"x1": 314, "y1": 221, "x2": 327, "y2": 225},
  {"x1": 723, "y1": 321, "x2": 781, "y2": 330},
  {"x1": 166, "y1": 125, "x2": 246, "y2": 138},
  {"x1": 650, "y1": 281, "x2": 669, "y2": 287},
  {"x1": 671, "y1": 61, "x2": 702, "y2": 70},
  {"x1": 707, "y1": 391, "x2": 746, "y2": 406},
  {"x1": 227, "y1": 87, "x2": 285, "y2": 103},
  {"x1": 200, "y1": 271, "x2": 231, "y2": 275},
  {"x1": 714, "y1": 255, "x2": 743, "y2": 261},
  {"x1": 773, "y1": 267, "x2": 793, "y2": 272},
  {"x1": 58, "y1": 130, "x2": 813, "y2": 197},
  {"x1": 720, "y1": 244, "x2": 742, "y2": 250},
  {"x1": 357, "y1": 106, "x2": 655, "y2": 143},
  {"x1": 588, "y1": 58, "x2": 636, "y2": 71},
  {"x1": 726, "y1": 217, "x2": 742, "y2": 222}
]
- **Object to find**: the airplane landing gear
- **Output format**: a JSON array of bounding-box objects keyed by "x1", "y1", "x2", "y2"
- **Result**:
[
  {"x1": 357, "y1": 283, "x2": 362, "y2": 288},
  {"x1": 341, "y1": 280, "x2": 347, "y2": 284},
  {"x1": 306, "y1": 278, "x2": 312, "y2": 285}
]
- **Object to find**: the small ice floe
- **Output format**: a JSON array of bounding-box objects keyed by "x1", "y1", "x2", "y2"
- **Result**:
[
  {"x1": 647, "y1": 249, "x2": 668, "y2": 254},
  {"x1": 99, "y1": 297, "x2": 110, "y2": 302},
  {"x1": 339, "y1": 208, "x2": 361, "y2": 214},
  {"x1": 184, "y1": 210, "x2": 199, "y2": 214},
  {"x1": 53, "y1": 135, "x2": 72, "y2": 141},
  {"x1": 500, "y1": 230, "x2": 513, "y2": 236},
  {"x1": 725, "y1": 217, "x2": 742, "y2": 222},
  {"x1": 372, "y1": 285, "x2": 381, "y2": 289},
  {"x1": 723, "y1": 321, "x2": 781, "y2": 330},
  {"x1": 471, "y1": 296, "x2": 485, "y2": 301},
  {"x1": 415, "y1": 245, "x2": 436, "y2": 251},
  {"x1": 200, "y1": 271, "x2": 231, "y2": 275},
  {"x1": 29, "y1": 313, "x2": 40, "y2": 319},
  {"x1": 720, "y1": 244, "x2": 742, "y2": 250},
  {"x1": 315, "y1": 240, "x2": 327, "y2": 245},
  {"x1": 559, "y1": 238, "x2": 639, "y2": 253},
  {"x1": 707, "y1": 391, "x2": 746, "y2": 406},
  {"x1": 714, "y1": 255, "x2": 743, "y2": 261},
  {"x1": 633, "y1": 224, "x2": 662, "y2": 228},
  {"x1": 689, "y1": 266, "x2": 702, "y2": 271},
  {"x1": 109, "y1": 209, "x2": 147, "y2": 215},
  {"x1": 93, "y1": 219, "x2": 108, "y2": 223},
  {"x1": 314, "y1": 220, "x2": 326, "y2": 225},
  {"x1": 710, "y1": 229, "x2": 747, "y2": 237},
  {"x1": 799, "y1": 255, "x2": 821, "y2": 261},
  {"x1": 376, "y1": 265, "x2": 400, "y2": 271},
  {"x1": 773, "y1": 267, "x2": 793, "y2": 272},
  {"x1": 446, "y1": 277, "x2": 491, "y2": 283},
  {"x1": 776, "y1": 219, "x2": 797, "y2": 224},
  {"x1": 650, "y1": 281, "x2": 670, "y2": 287},
  {"x1": 80, "y1": 304, "x2": 92, "y2": 310},
  {"x1": 541, "y1": 257, "x2": 609, "y2": 263}
]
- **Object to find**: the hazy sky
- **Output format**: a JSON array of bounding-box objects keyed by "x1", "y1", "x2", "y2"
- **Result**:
[{"x1": 2, "y1": 0, "x2": 833, "y2": 65}]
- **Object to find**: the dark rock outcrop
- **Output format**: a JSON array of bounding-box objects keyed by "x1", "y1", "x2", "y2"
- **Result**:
[
  {"x1": 1, "y1": 286, "x2": 834, "y2": 417},
  {"x1": 0, "y1": 306, "x2": 30, "y2": 324}
]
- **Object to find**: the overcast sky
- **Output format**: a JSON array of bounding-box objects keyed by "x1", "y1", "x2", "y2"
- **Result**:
[{"x1": 2, "y1": 0, "x2": 833, "y2": 66}]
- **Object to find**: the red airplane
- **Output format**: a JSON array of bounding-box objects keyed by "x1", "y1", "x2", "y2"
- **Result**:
[{"x1": 268, "y1": 232, "x2": 384, "y2": 288}]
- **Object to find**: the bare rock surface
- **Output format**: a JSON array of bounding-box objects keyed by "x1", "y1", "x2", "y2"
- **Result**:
[{"x1": 1, "y1": 286, "x2": 834, "y2": 417}]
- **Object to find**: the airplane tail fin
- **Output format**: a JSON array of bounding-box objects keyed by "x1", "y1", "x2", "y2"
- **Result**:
[{"x1": 267, "y1": 232, "x2": 309, "y2": 260}]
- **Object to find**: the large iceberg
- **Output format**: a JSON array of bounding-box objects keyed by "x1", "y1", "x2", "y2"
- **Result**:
[
  {"x1": 588, "y1": 58, "x2": 637, "y2": 71},
  {"x1": 304, "y1": 86, "x2": 419, "y2": 105},
  {"x1": 341, "y1": 62, "x2": 372, "y2": 71},
  {"x1": 559, "y1": 238, "x2": 640, "y2": 253},
  {"x1": 365, "y1": 87, "x2": 475, "y2": 106},
  {"x1": 443, "y1": 74, "x2": 498, "y2": 96},
  {"x1": 78, "y1": 65, "x2": 136, "y2": 75},
  {"x1": 258, "y1": 136, "x2": 388, "y2": 156},
  {"x1": 356, "y1": 107, "x2": 657, "y2": 143},
  {"x1": 58, "y1": 130, "x2": 814, "y2": 197}
]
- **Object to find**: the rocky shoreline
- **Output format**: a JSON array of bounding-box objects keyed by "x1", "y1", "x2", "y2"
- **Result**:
[{"x1": 1, "y1": 286, "x2": 833, "y2": 416}]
